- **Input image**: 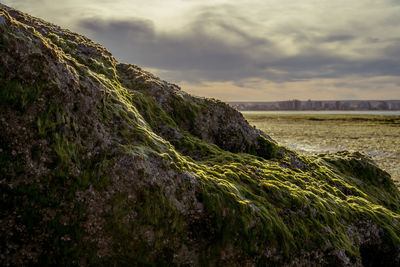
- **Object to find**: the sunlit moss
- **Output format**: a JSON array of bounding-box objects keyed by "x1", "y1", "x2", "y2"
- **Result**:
[
  {"x1": 2, "y1": 7, "x2": 400, "y2": 265},
  {"x1": 245, "y1": 113, "x2": 400, "y2": 186}
]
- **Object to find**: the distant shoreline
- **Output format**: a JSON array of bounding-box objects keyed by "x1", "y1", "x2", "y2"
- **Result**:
[
  {"x1": 240, "y1": 110, "x2": 400, "y2": 116},
  {"x1": 229, "y1": 100, "x2": 400, "y2": 111}
]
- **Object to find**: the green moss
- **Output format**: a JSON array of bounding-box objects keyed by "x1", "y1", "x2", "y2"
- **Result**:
[
  {"x1": 0, "y1": 79, "x2": 43, "y2": 111},
  {"x1": 35, "y1": 101, "x2": 111, "y2": 192},
  {"x1": 47, "y1": 33, "x2": 78, "y2": 54},
  {"x1": 106, "y1": 187, "x2": 184, "y2": 265},
  {"x1": 255, "y1": 135, "x2": 281, "y2": 160},
  {"x1": 2, "y1": 13, "x2": 400, "y2": 264},
  {"x1": 169, "y1": 93, "x2": 199, "y2": 129},
  {"x1": 7, "y1": 62, "x2": 399, "y2": 264},
  {"x1": 319, "y1": 152, "x2": 400, "y2": 213},
  {"x1": 47, "y1": 33, "x2": 117, "y2": 81},
  {"x1": 130, "y1": 90, "x2": 177, "y2": 130},
  {"x1": 88, "y1": 58, "x2": 107, "y2": 75},
  {"x1": 1, "y1": 151, "x2": 99, "y2": 266}
]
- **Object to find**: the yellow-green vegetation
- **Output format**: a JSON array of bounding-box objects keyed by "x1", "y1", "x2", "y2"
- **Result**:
[
  {"x1": 245, "y1": 113, "x2": 400, "y2": 187},
  {"x1": 0, "y1": 78, "x2": 44, "y2": 111},
  {"x1": 91, "y1": 68, "x2": 400, "y2": 264},
  {"x1": 1, "y1": 5, "x2": 400, "y2": 266}
]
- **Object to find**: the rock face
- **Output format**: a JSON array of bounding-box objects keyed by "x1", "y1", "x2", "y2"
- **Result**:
[{"x1": 1, "y1": 4, "x2": 400, "y2": 266}]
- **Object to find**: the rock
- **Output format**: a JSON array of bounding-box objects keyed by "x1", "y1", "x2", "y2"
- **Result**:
[{"x1": 1, "y1": 4, "x2": 400, "y2": 266}]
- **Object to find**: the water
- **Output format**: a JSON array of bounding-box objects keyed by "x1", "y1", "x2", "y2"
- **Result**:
[
  {"x1": 244, "y1": 113, "x2": 400, "y2": 186},
  {"x1": 241, "y1": 110, "x2": 400, "y2": 116}
]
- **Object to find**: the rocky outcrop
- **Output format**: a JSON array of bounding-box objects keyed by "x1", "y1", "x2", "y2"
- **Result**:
[
  {"x1": 1, "y1": 4, "x2": 400, "y2": 266},
  {"x1": 117, "y1": 63, "x2": 271, "y2": 154}
]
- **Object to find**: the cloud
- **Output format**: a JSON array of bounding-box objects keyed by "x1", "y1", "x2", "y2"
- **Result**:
[
  {"x1": 78, "y1": 9, "x2": 400, "y2": 86},
  {"x1": 78, "y1": 13, "x2": 280, "y2": 83},
  {"x1": 3, "y1": 0, "x2": 400, "y2": 99},
  {"x1": 317, "y1": 34, "x2": 356, "y2": 43}
]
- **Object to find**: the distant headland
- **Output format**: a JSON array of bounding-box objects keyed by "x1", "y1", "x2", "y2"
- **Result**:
[{"x1": 229, "y1": 100, "x2": 400, "y2": 111}]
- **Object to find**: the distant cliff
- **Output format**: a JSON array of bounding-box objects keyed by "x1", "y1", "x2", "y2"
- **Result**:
[
  {"x1": 230, "y1": 100, "x2": 400, "y2": 111},
  {"x1": 1, "y1": 4, "x2": 400, "y2": 266}
]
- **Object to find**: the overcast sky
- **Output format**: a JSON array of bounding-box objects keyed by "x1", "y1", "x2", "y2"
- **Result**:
[{"x1": 3, "y1": 0, "x2": 400, "y2": 101}]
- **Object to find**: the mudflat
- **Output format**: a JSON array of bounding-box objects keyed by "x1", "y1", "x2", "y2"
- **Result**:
[{"x1": 245, "y1": 113, "x2": 400, "y2": 186}]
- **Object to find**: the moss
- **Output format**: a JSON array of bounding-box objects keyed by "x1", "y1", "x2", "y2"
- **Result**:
[
  {"x1": 34, "y1": 100, "x2": 112, "y2": 193},
  {"x1": 169, "y1": 93, "x2": 199, "y2": 129},
  {"x1": 6, "y1": 64, "x2": 400, "y2": 264},
  {"x1": 0, "y1": 151, "x2": 99, "y2": 266},
  {"x1": 255, "y1": 135, "x2": 282, "y2": 160},
  {"x1": 0, "y1": 79, "x2": 43, "y2": 111},
  {"x1": 87, "y1": 58, "x2": 108, "y2": 75},
  {"x1": 47, "y1": 32, "x2": 78, "y2": 54},
  {"x1": 130, "y1": 90, "x2": 177, "y2": 131},
  {"x1": 47, "y1": 33, "x2": 117, "y2": 81},
  {"x1": 2, "y1": 9, "x2": 400, "y2": 265},
  {"x1": 319, "y1": 152, "x2": 400, "y2": 213},
  {"x1": 154, "y1": 142, "x2": 398, "y2": 263},
  {"x1": 106, "y1": 187, "x2": 184, "y2": 265}
]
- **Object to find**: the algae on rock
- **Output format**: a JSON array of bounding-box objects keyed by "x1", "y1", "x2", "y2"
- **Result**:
[{"x1": 1, "y1": 4, "x2": 400, "y2": 266}]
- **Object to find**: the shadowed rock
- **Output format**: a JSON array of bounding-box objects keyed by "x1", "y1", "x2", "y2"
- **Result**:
[{"x1": 1, "y1": 4, "x2": 400, "y2": 266}]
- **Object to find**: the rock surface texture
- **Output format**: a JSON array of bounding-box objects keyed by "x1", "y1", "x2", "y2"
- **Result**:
[{"x1": 1, "y1": 4, "x2": 400, "y2": 266}]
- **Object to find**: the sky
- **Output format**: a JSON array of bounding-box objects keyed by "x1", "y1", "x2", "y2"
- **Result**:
[{"x1": 3, "y1": 0, "x2": 400, "y2": 101}]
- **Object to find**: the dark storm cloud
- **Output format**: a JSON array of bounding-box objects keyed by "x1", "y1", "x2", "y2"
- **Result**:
[
  {"x1": 382, "y1": 39, "x2": 400, "y2": 58},
  {"x1": 78, "y1": 15, "x2": 277, "y2": 82},
  {"x1": 78, "y1": 12, "x2": 400, "y2": 84},
  {"x1": 317, "y1": 34, "x2": 356, "y2": 43},
  {"x1": 269, "y1": 49, "x2": 400, "y2": 78}
]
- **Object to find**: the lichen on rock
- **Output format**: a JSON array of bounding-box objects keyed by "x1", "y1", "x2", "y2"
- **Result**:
[{"x1": 1, "y1": 4, "x2": 400, "y2": 266}]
